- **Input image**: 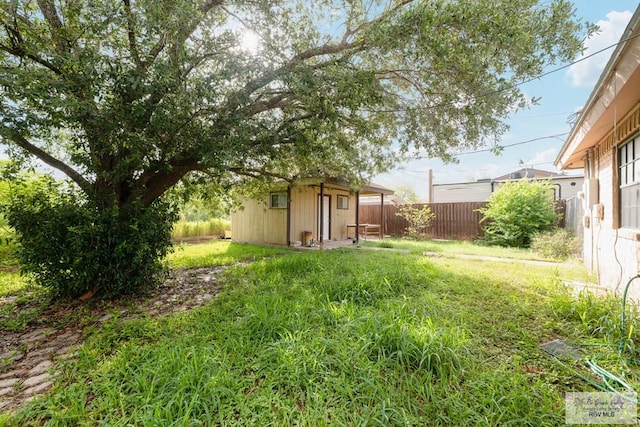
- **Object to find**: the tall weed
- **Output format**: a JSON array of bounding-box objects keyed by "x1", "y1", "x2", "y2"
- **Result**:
[
  {"x1": 171, "y1": 218, "x2": 230, "y2": 239},
  {"x1": 531, "y1": 228, "x2": 579, "y2": 260}
]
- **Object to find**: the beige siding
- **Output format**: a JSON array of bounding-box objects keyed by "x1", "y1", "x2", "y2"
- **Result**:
[
  {"x1": 289, "y1": 185, "x2": 356, "y2": 243},
  {"x1": 232, "y1": 184, "x2": 358, "y2": 246},
  {"x1": 289, "y1": 186, "x2": 317, "y2": 244},
  {"x1": 231, "y1": 196, "x2": 287, "y2": 245}
]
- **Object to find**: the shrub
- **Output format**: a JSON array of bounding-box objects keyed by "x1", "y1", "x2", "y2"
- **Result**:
[
  {"x1": 3, "y1": 177, "x2": 176, "y2": 298},
  {"x1": 396, "y1": 204, "x2": 435, "y2": 239},
  {"x1": 478, "y1": 179, "x2": 559, "y2": 247},
  {"x1": 531, "y1": 228, "x2": 579, "y2": 260}
]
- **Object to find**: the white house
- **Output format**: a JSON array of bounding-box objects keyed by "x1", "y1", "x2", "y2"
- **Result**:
[{"x1": 432, "y1": 168, "x2": 583, "y2": 203}]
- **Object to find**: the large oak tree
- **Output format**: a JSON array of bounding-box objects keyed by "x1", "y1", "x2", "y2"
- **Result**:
[{"x1": 0, "y1": 0, "x2": 588, "y2": 296}]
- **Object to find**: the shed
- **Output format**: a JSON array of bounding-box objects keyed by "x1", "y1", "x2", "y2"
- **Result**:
[{"x1": 231, "y1": 178, "x2": 394, "y2": 246}]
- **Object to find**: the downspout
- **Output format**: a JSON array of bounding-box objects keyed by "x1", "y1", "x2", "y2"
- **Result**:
[
  {"x1": 286, "y1": 184, "x2": 292, "y2": 246},
  {"x1": 355, "y1": 191, "x2": 360, "y2": 244}
]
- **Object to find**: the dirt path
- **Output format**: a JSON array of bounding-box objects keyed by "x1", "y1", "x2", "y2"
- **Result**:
[{"x1": 0, "y1": 266, "x2": 229, "y2": 413}]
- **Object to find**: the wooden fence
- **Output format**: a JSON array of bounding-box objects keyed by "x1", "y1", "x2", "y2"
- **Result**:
[{"x1": 359, "y1": 200, "x2": 566, "y2": 241}]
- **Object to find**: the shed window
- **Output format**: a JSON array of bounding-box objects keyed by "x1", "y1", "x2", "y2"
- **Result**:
[
  {"x1": 619, "y1": 135, "x2": 640, "y2": 228},
  {"x1": 269, "y1": 192, "x2": 287, "y2": 209},
  {"x1": 337, "y1": 195, "x2": 349, "y2": 210}
]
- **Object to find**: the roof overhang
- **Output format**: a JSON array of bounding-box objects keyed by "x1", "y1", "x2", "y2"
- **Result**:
[
  {"x1": 555, "y1": 7, "x2": 640, "y2": 170},
  {"x1": 277, "y1": 177, "x2": 394, "y2": 196}
]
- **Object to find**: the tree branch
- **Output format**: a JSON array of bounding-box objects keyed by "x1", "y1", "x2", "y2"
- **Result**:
[
  {"x1": 4, "y1": 132, "x2": 92, "y2": 193},
  {"x1": 244, "y1": 94, "x2": 288, "y2": 116},
  {"x1": 0, "y1": 17, "x2": 63, "y2": 74},
  {"x1": 228, "y1": 167, "x2": 294, "y2": 183},
  {"x1": 122, "y1": 0, "x2": 142, "y2": 69},
  {"x1": 137, "y1": 160, "x2": 198, "y2": 206},
  {"x1": 225, "y1": 41, "x2": 365, "y2": 113},
  {"x1": 36, "y1": 0, "x2": 70, "y2": 54},
  {"x1": 0, "y1": 44, "x2": 63, "y2": 74},
  {"x1": 141, "y1": 0, "x2": 224, "y2": 69}
]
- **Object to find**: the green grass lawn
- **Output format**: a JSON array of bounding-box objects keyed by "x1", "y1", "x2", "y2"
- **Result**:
[
  {"x1": 167, "y1": 240, "x2": 290, "y2": 269},
  {"x1": 3, "y1": 241, "x2": 638, "y2": 426},
  {"x1": 362, "y1": 237, "x2": 578, "y2": 262}
]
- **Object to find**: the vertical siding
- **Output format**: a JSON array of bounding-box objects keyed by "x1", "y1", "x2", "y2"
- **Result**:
[
  {"x1": 359, "y1": 202, "x2": 487, "y2": 240},
  {"x1": 289, "y1": 186, "x2": 355, "y2": 243},
  {"x1": 360, "y1": 201, "x2": 567, "y2": 241},
  {"x1": 564, "y1": 197, "x2": 584, "y2": 243},
  {"x1": 332, "y1": 191, "x2": 355, "y2": 240},
  {"x1": 290, "y1": 186, "x2": 317, "y2": 244},
  {"x1": 233, "y1": 185, "x2": 358, "y2": 246},
  {"x1": 231, "y1": 196, "x2": 286, "y2": 245}
]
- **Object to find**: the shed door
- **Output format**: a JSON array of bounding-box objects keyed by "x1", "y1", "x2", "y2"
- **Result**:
[{"x1": 318, "y1": 195, "x2": 330, "y2": 241}]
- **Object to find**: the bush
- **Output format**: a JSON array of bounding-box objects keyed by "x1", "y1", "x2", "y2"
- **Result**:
[
  {"x1": 3, "y1": 177, "x2": 176, "y2": 298},
  {"x1": 478, "y1": 179, "x2": 559, "y2": 248},
  {"x1": 531, "y1": 228, "x2": 579, "y2": 260},
  {"x1": 396, "y1": 204, "x2": 435, "y2": 239}
]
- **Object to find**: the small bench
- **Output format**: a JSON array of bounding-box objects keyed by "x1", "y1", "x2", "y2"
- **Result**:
[{"x1": 346, "y1": 224, "x2": 381, "y2": 240}]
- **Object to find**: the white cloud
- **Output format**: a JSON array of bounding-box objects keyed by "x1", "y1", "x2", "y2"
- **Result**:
[
  {"x1": 524, "y1": 148, "x2": 557, "y2": 166},
  {"x1": 566, "y1": 10, "x2": 633, "y2": 87}
]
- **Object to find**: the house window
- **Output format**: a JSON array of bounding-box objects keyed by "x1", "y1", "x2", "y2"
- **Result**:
[
  {"x1": 337, "y1": 195, "x2": 349, "y2": 210},
  {"x1": 619, "y1": 135, "x2": 640, "y2": 228},
  {"x1": 269, "y1": 192, "x2": 287, "y2": 209}
]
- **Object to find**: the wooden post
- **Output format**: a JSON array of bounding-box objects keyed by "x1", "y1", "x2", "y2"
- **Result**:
[
  {"x1": 319, "y1": 182, "x2": 324, "y2": 244},
  {"x1": 355, "y1": 191, "x2": 360, "y2": 244},
  {"x1": 379, "y1": 193, "x2": 384, "y2": 239},
  {"x1": 286, "y1": 185, "x2": 291, "y2": 246}
]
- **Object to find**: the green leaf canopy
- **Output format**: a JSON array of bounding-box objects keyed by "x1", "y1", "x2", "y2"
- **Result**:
[{"x1": 0, "y1": 0, "x2": 588, "y2": 206}]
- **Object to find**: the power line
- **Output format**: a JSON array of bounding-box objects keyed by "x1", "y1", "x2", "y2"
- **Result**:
[
  {"x1": 516, "y1": 31, "x2": 640, "y2": 87},
  {"x1": 400, "y1": 31, "x2": 640, "y2": 112},
  {"x1": 414, "y1": 132, "x2": 568, "y2": 158},
  {"x1": 405, "y1": 160, "x2": 561, "y2": 175},
  {"x1": 510, "y1": 111, "x2": 575, "y2": 120}
]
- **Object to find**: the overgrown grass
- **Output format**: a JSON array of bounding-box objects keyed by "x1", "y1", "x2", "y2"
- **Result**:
[
  {"x1": 0, "y1": 241, "x2": 288, "y2": 334},
  {"x1": 0, "y1": 241, "x2": 286, "y2": 297},
  {"x1": 362, "y1": 237, "x2": 577, "y2": 262},
  {"x1": 6, "y1": 246, "x2": 636, "y2": 426},
  {"x1": 171, "y1": 218, "x2": 230, "y2": 239},
  {"x1": 166, "y1": 240, "x2": 290, "y2": 269},
  {"x1": 0, "y1": 233, "x2": 27, "y2": 297}
]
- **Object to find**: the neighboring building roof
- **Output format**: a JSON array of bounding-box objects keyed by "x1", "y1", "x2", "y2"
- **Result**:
[
  {"x1": 432, "y1": 168, "x2": 580, "y2": 187},
  {"x1": 555, "y1": 6, "x2": 640, "y2": 170},
  {"x1": 359, "y1": 195, "x2": 398, "y2": 205},
  {"x1": 493, "y1": 168, "x2": 559, "y2": 181}
]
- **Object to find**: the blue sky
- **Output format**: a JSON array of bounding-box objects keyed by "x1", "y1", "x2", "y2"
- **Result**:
[{"x1": 373, "y1": 1, "x2": 639, "y2": 199}]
